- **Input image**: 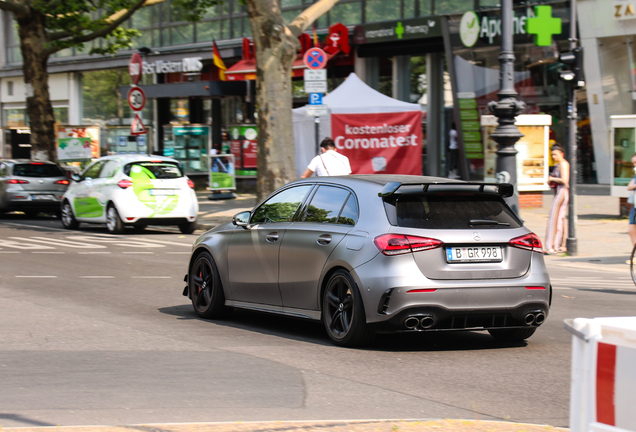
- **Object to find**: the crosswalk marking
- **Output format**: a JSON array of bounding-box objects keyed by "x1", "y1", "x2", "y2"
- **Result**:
[{"x1": 0, "y1": 234, "x2": 193, "y2": 252}]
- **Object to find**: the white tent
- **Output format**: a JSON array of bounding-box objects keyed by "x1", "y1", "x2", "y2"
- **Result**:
[{"x1": 292, "y1": 72, "x2": 422, "y2": 176}]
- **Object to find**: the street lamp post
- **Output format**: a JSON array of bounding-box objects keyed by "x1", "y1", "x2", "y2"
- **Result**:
[
  {"x1": 487, "y1": 0, "x2": 525, "y2": 216},
  {"x1": 565, "y1": 0, "x2": 579, "y2": 255}
]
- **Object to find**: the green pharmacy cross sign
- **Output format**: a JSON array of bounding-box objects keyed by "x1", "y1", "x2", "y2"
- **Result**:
[{"x1": 527, "y1": 5, "x2": 562, "y2": 47}]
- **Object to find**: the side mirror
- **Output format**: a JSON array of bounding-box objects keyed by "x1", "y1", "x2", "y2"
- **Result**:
[
  {"x1": 232, "y1": 211, "x2": 251, "y2": 228},
  {"x1": 71, "y1": 174, "x2": 81, "y2": 182}
]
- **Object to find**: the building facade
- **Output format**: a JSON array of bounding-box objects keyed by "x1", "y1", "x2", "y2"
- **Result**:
[{"x1": 0, "y1": 0, "x2": 601, "y2": 185}]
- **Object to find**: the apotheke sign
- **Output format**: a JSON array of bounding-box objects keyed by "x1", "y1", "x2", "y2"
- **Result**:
[{"x1": 142, "y1": 57, "x2": 203, "y2": 75}]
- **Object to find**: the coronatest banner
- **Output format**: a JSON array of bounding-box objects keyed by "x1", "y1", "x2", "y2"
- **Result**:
[{"x1": 331, "y1": 111, "x2": 422, "y2": 174}]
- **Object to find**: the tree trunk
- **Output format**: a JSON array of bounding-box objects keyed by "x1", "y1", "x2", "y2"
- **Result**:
[
  {"x1": 245, "y1": 0, "x2": 299, "y2": 201},
  {"x1": 16, "y1": 8, "x2": 57, "y2": 162}
]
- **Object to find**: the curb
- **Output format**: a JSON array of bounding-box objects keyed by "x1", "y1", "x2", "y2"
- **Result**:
[{"x1": 0, "y1": 419, "x2": 568, "y2": 432}]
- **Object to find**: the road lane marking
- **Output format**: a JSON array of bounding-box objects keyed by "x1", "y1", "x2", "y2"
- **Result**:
[
  {"x1": 137, "y1": 238, "x2": 193, "y2": 247},
  {"x1": 15, "y1": 276, "x2": 57, "y2": 278},
  {"x1": 11, "y1": 236, "x2": 107, "y2": 249},
  {"x1": 0, "y1": 239, "x2": 55, "y2": 250},
  {"x1": 0, "y1": 251, "x2": 20, "y2": 254},
  {"x1": 131, "y1": 276, "x2": 172, "y2": 279},
  {"x1": 123, "y1": 252, "x2": 154, "y2": 254},
  {"x1": 32, "y1": 252, "x2": 65, "y2": 254},
  {"x1": 78, "y1": 252, "x2": 111, "y2": 254},
  {"x1": 80, "y1": 276, "x2": 115, "y2": 279},
  {"x1": 68, "y1": 236, "x2": 165, "y2": 248},
  {"x1": 166, "y1": 252, "x2": 190, "y2": 254}
]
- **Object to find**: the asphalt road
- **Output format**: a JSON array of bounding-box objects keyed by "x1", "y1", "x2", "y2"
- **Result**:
[{"x1": 1, "y1": 215, "x2": 634, "y2": 429}]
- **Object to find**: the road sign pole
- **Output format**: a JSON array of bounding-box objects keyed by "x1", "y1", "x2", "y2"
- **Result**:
[{"x1": 315, "y1": 116, "x2": 320, "y2": 155}]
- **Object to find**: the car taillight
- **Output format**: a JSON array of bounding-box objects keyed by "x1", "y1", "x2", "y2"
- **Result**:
[
  {"x1": 373, "y1": 234, "x2": 444, "y2": 256},
  {"x1": 117, "y1": 179, "x2": 133, "y2": 189},
  {"x1": 187, "y1": 179, "x2": 195, "y2": 189},
  {"x1": 55, "y1": 179, "x2": 69, "y2": 185},
  {"x1": 509, "y1": 233, "x2": 543, "y2": 253},
  {"x1": 7, "y1": 179, "x2": 29, "y2": 184}
]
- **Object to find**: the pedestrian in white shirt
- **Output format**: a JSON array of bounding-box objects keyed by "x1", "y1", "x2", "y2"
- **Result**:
[{"x1": 301, "y1": 137, "x2": 352, "y2": 178}]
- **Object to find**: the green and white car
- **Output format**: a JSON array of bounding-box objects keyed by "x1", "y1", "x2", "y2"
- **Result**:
[{"x1": 61, "y1": 155, "x2": 199, "y2": 234}]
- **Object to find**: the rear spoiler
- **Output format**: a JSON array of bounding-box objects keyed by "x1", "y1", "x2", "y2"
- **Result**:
[{"x1": 378, "y1": 182, "x2": 514, "y2": 198}]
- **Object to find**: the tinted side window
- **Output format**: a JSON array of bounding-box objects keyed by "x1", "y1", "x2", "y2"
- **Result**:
[
  {"x1": 338, "y1": 194, "x2": 359, "y2": 226},
  {"x1": 304, "y1": 186, "x2": 350, "y2": 224},
  {"x1": 100, "y1": 160, "x2": 120, "y2": 178},
  {"x1": 81, "y1": 161, "x2": 103, "y2": 180},
  {"x1": 386, "y1": 194, "x2": 522, "y2": 229},
  {"x1": 252, "y1": 185, "x2": 312, "y2": 223}
]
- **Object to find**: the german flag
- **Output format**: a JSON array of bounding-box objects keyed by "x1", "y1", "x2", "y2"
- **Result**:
[{"x1": 213, "y1": 40, "x2": 227, "y2": 81}]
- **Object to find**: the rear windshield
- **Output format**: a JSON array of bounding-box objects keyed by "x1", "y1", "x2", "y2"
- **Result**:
[
  {"x1": 383, "y1": 194, "x2": 522, "y2": 229},
  {"x1": 13, "y1": 163, "x2": 65, "y2": 178},
  {"x1": 123, "y1": 161, "x2": 183, "y2": 179}
]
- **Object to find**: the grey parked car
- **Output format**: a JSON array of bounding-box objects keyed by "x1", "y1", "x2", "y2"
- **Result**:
[
  {"x1": 0, "y1": 159, "x2": 69, "y2": 217},
  {"x1": 183, "y1": 175, "x2": 551, "y2": 347}
]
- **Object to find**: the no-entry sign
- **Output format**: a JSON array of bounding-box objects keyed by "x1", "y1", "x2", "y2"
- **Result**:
[{"x1": 129, "y1": 53, "x2": 143, "y2": 85}]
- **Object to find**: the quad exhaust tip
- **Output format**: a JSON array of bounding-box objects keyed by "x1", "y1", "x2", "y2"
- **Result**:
[{"x1": 524, "y1": 311, "x2": 546, "y2": 326}]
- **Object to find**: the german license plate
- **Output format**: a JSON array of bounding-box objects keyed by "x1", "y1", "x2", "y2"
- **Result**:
[
  {"x1": 446, "y1": 246, "x2": 503, "y2": 263},
  {"x1": 149, "y1": 189, "x2": 176, "y2": 196},
  {"x1": 31, "y1": 194, "x2": 56, "y2": 201}
]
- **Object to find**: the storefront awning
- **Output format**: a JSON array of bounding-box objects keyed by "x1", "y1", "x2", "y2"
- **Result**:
[{"x1": 226, "y1": 53, "x2": 337, "y2": 81}]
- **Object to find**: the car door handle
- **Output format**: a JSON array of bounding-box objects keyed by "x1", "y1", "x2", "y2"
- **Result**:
[
  {"x1": 266, "y1": 232, "x2": 279, "y2": 243},
  {"x1": 317, "y1": 234, "x2": 332, "y2": 245}
]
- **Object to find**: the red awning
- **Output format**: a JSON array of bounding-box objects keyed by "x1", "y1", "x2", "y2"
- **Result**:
[{"x1": 225, "y1": 52, "x2": 337, "y2": 81}]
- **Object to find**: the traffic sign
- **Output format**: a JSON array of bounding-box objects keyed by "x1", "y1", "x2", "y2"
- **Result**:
[
  {"x1": 303, "y1": 47, "x2": 328, "y2": 70},
  {"x1": 305, "y1": 81, "x2": 328, "y2": 93},
  {"x1": 127, "y1": 86, "x2": 146, "y2": 111},
  {"x1": 306, "y1": 105, "x2": 328, "y2": 117},
  {"x1": 309, "y1": 93, "x2": 323, "y2": 105},
  {"x1": 129, "y1": 53, "x2": 143, "y2": 85},
  {"x1": 130, "y1": 113, "x2": 147, "y2": 135},
  {"x1": 304, "y1": 69, "x2": 327, "y2": 81}
]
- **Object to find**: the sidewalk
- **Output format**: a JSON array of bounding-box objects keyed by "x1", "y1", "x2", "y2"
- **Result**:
[
  {"x1": 196, "y1": 191, "x2": 632, "y2": 272},
  {"x1": 1, "y1": 419, "x2": 567, "y2": 432}
]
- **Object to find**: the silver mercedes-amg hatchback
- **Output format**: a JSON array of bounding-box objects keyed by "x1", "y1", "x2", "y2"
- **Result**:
[{"x1": 183, "y1": 175, "x2": 551, "y2": 347}]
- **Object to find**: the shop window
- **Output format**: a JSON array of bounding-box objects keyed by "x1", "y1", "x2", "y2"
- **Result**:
[
  {"x1": 197, "y1": 20, "x2": 221, "y2": 42},
  {"x1": 171, "y1": 25, "x2": 194, "y2": 45},
  {"x1": 3, "y1": 109, "x2": 27, "y2": 127},
  {"x1": 329, "y1": 2, "x2": 361, "y2": 26},
  {"x1": 479, "y1": 0, "x2": 499, "y2": 8},
  {"x1": 365, "y1": 0, "x2": 399, "y2": 22},
  {"x1": 434, "y1": 0, "x2": 472, "y2": 15},
  {"x1": 170, "y1": 99, "x2": 190, "y2": 124},
  {"x1": 614, "y1": 128, "x2": 635, "y2": 186},
  {"x1": 53, "y1": 107, "x2": 69, "y2": 124}
]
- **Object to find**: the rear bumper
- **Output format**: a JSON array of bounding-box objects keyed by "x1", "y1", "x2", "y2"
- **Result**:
[
  {"x1": 1, "y1": 198, "x2": 62, "y2": 212},
  {"x1": 127, "y1": 217, "x2": 196, "y2": 226},
  {"x1": 368, "y1": 301, "x2": 550, "y2": 333}
]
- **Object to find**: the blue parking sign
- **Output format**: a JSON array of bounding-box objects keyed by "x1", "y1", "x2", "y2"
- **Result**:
[{"x1": 309, "y1": 93, "x2": 323, "y2": 105}]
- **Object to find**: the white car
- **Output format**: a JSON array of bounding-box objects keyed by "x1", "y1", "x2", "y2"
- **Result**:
[{"x1": 61, "y1": 155, "x2": 199, "y2": 234}]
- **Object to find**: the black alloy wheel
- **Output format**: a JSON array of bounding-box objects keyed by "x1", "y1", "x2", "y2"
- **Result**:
[
  {"x1": 322, "y1": 269, "x2": 374, "y2": 347},
  {"x1": 189, "y1": 251, "x2": 231, "y2": 319},
  {"x1": 61, "y1": 201, "x2": 79, "y2": 229}
]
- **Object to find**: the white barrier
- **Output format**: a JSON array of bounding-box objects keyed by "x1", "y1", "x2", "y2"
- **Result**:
[{"x1": 566, "y1": 317, "x2": 636, "y2": 432}]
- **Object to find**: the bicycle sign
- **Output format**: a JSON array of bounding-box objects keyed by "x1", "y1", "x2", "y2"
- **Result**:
[
  {"x1": 303, "y1": 47, "x2": 328, "y2": 70},
  {"x1": 127, "y1": 86, "x2": 146, "y2": 111}
]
